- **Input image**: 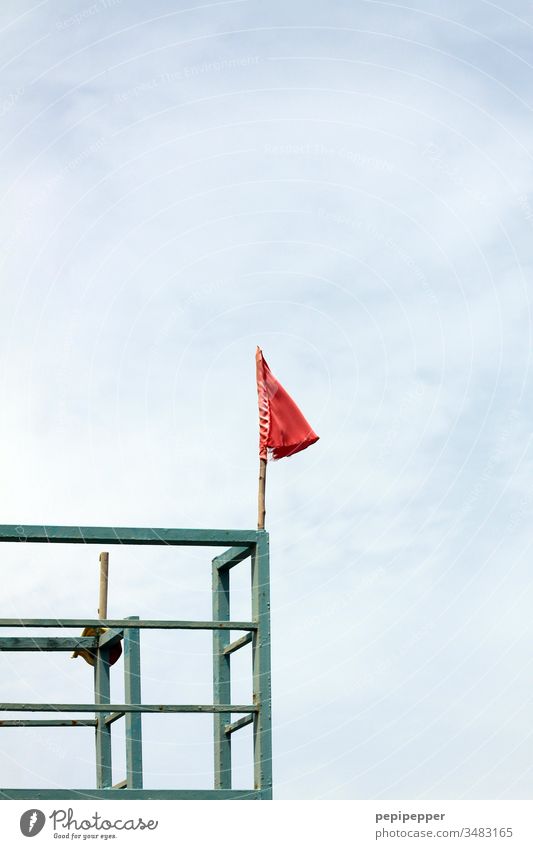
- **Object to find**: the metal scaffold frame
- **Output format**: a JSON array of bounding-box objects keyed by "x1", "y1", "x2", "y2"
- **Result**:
[{"x1": 0, "y1": 524, "x2": 272, "y2": 800}]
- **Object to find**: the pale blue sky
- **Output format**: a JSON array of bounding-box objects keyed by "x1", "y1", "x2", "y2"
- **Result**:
[{"x1": 0, "y1": 0, "x2": 532, "y2": 798}]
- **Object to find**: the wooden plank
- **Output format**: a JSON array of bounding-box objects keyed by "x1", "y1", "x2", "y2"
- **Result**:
[
  {"x1": 223, "y1": 632, "x2": 253, "y2": 655},
  {"x1": 0, "y1": 525, "x2": 258, "y2": 547},
  {"x1": 0, "y1": 618, "x2": 256, "y2": 631},
  {"x1": 0, "y1": 788, "x2": 261, "y2": 800},
  {"x1": 0, "y1": 637, "x2": 97, "y2": 651},
  {"x1": 0, "y1": 703, "x2": 258, "y2": 713}
]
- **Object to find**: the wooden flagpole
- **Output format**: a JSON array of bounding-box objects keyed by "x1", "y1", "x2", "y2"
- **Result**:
[
  {"x1": 257, "y1": 457, "x2": 267, "y2": 530},
  {"x1": 98, "y1": 552, "x2": 109, "y2": 620},
  {"x1": 72, "y1": 551, "x2": 109, "y2": 661}
]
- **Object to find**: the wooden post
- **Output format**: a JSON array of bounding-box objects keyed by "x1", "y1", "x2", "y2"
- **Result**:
[
  {"x1": 98, "y1": 552, "x2": 109, "y2": 620},
  {"x1": 257, "y1": 457, "x2": 267, "y2": 530},
  {"x1": 71, "y1": 551, "x2": 109, "y2": 661}
]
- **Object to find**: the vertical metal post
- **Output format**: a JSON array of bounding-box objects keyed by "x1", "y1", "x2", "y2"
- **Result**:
[
  {"x1": 94, "y1": 644, "x2": 112, "y2": 788},
  {"x1": 124, "y1": 615, "x2": 143, "y2": 789},
  {"x1": 94, "y1": 550, "x2": 112, "y2": 788},
  {"x1": 252, "y1": 531, "x2": 272, "y2": 798},
  {"x1": 212, "y1": 559, "x2": 231, "y2": 789}
]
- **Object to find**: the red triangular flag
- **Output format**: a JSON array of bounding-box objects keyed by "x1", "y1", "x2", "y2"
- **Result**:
[{"x1": 256, "y1": 347, "x2": 319, "y2": 460}]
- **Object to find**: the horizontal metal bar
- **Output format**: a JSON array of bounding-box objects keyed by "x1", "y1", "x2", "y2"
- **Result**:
[
  {"x1": 223, "y1": 632, "x2": 253, "y2": 655},
  {"x1": 0, "y1": 637, "x2": 97, "y2": 651},
  {"x1": 98, "y1": 629, "x2": 123, "y2": 649},
  {"x1": 213, "y1": 545, "x2": 252, "y2": 570},
  {"x1": 112, "y1": 780, "x2": 127, "y2": 789},
  {"x1": 225, "y1": 713, "x2": 254, "y2": 735},
  {"x1": 0, "y1": 524, "x2": 259, "y2": 547},
  {"x1": 0, "y1": 703, "x2": 258, "y2": 714},
  {"x1": 0, "y1": 788, "x2": 261, "y2": 800},
  {"x1": 103, "y1": 711, "x2": 125, "y2": 726},
  {"x1": 0, "y1": 619, "x2": 256, "y2": 631},
  {"x1": 0, "y1": 719, "x2": 97, "y2": 727}
]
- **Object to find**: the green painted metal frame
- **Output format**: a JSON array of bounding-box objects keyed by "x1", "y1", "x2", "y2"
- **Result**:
[
  {"x1": 123, "y1": 616, "x2": 142, "y2": 789},
  {"x1": 0, "y1": 524, "x2": 272, "y2": 800},
  {"x1": 94, "y1": 633, "x2": 112, "y2": 789}
]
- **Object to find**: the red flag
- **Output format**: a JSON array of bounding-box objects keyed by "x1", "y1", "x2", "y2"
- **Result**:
[{"x1": 256, "y1": 347, "x2": 319, "y2": 460}]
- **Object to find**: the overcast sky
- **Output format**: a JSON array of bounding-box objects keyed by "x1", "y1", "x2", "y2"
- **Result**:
[{"x1": 0, "y1": 0, "x2": 532, "y2": 799}]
